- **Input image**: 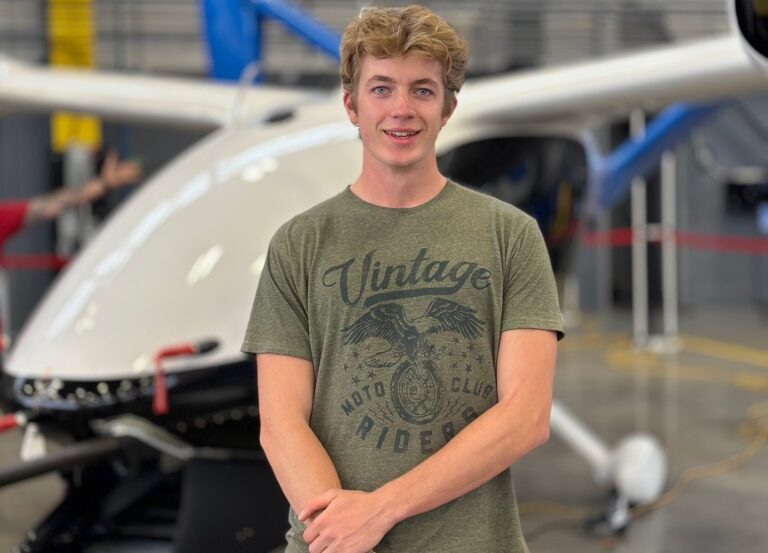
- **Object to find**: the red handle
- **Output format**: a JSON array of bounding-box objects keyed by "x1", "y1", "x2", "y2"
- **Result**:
[
  {"x1": 152, "y1": 368, "x2": 168, "y2": 416},
  {"x1": 151, "y1": 343, "x2": 196, "y2": 416},
  {"x1": 149, "y1": 340, "x2": 218, "y2": 416},
  {"x1": 0, "y1": 413, "x2": 19, "y2": 432}
]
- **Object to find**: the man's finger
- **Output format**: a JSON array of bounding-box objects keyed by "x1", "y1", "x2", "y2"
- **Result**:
[
  {"x1": 102, "y1": 150, "x2": 117, "y2": 174},
  {"x1": 298, "y1": 489, "x2": 337, "y2": 521},
  {"x1": 302, "y1": 523, "x2": 319, "y2": 545},
  {"x1": 114, "y1": 162, "x2": 141, "y2": 186},
  {"x1": 307, "y1": 534, "x2": 330, "y2": 553}
]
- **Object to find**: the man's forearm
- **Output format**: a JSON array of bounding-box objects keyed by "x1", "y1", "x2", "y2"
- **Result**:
[
  {"x1": 261, "y1": 417, "x2": 342, "y2": 514},
  {"x1": 24, "y1": 151, "x2": 140, "y2": 226},
  {"x1": 371, "y1": 330, "x2": 556, "y2": 525},
  {"x1": 301, "y1": 329, "x2": 557, "y2": 546},
  {"x1": 373, "y1": 393, "x2": 550, "y2": 525},
  {"x1": 25, "y1": 181, "x2": 100, "y2": 224},
  {"x1": 298, "y1": 392, "x2": 551, "y2": 551}
]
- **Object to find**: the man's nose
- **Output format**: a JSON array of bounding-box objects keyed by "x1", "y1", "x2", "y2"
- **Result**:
[{"x1": 391, "y1": 90, "x2": 415, "y2": 117}]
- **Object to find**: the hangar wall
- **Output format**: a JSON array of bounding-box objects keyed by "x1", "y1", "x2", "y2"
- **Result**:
[{"x1": 0, "y1": 0, "x2": 732, "y2": 75}]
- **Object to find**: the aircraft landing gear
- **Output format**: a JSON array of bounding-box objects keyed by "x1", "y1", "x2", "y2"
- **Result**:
[{"x1": 550, "y1": 401, "x2": 667, "y2": 534}]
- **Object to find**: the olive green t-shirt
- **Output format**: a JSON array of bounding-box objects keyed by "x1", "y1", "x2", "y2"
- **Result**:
[{"x1": 242, "y1": 181, "x2": 563, "y2": 552}]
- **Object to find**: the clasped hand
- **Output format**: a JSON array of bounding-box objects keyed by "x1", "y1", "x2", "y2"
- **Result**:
[{"x1": 298, "y1": 488, "x2": 393, "y2": 553}]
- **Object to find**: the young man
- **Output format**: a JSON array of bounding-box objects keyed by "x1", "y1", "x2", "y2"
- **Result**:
[{"x1": 242, "y1": 5, "x2": 563, "y2": 553}]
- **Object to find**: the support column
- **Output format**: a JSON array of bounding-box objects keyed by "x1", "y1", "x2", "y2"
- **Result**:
[
  {"x1": 660, "y1": 151, "x2": 680, "y2": 346},
  {"x1": 630, "y1": 109, "x2": 649, "y2": 349}
]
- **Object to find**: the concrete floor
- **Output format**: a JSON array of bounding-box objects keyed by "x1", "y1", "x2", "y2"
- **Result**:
[
  {"x1": 1, "y1": 306, "x2": 767, "y2": 552},
  {"x1": 513, "y1": 306, "x2": 768, "y2": 552}
]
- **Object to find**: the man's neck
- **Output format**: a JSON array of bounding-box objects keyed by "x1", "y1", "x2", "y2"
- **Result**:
[{"x1": 350, "y1": 160, "x2": 447, "y2": 209}]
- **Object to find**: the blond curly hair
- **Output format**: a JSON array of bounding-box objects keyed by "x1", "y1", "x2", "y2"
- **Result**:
[{"x1": 340, "y1": 5, "x2": 469, "y2": 115}]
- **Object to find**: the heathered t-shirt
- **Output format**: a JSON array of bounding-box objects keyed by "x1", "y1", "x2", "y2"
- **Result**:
[{"x1": 242, "y1": 180, "x2": 563, "y2": 552}]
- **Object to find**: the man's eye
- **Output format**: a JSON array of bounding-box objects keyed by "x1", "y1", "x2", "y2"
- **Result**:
[
  {"x1": 415, "y1": 88, "x2": 434, "y2": 96},
  {"x1": 372, "y1": 86, "x2": 388, "y2": 94}
]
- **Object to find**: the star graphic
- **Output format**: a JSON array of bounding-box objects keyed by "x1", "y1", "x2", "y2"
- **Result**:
[
  {"x1": 461, "y1": 352, "x2": 468, "y2": 359},
  {"x1": 451, "y1": 363, "x2": 458, "y2": 369},
  {"x1": 465, "y1": 364, "x2": 472, "y2": 373},
  {"x1": 352, "y1": 376, "x2": 361, "y2": 385},
  {"x1": 343, "y1": 364, "x2": 349, "y2": 371},
  {"x1": 447, "y1": 351, "x2": 454, "y2": 358},
  {"x1": 468, "y1": 342, "x2": 475, "y2": 352},
  {"x1": 453, "y1": 337, "x2": 461, "y2": 344},
  {"x1": 368, "y1": 371, "x2": 375, "y2": 380},
  {"x1": 475, "y1": 355, "x2": 483, "y2": 363}
]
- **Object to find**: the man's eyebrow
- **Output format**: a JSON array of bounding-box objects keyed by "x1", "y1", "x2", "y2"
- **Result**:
[
  {"x1": 366, "y1": 75, "x2": 396, "y2": 84},
  {"x1": 365, "y1": 75, "x2": 440, "y2": 86}
]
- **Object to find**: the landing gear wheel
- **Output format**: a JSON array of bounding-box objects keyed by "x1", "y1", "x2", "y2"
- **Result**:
[{"x1": 585, "y1": 489, "x2": 631, "y2": 537}]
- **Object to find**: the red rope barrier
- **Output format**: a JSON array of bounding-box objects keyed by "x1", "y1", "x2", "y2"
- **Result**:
[
  {"x1": 1, "y1": 226, "x2": 766, "y2": 275},
  {"x1": 580, "y1": 228, "x2": 768, "y2": 254},
  {"x1": 547, "y1": 220, "x2": 768, "y2": 254},
  {"x1": 581, "y1": 227, "x2": 634, "y2": 248},
  {"x1": 674, "y1": 231, "x2": 768, "y2": 254},
  {"x1": 0, "y1": 254, "x2": 70, "y2": 270}
]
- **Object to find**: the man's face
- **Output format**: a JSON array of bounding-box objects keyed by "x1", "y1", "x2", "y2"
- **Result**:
[{"x1": 343, "y1": 54, "x2": 456, "y2": 174}]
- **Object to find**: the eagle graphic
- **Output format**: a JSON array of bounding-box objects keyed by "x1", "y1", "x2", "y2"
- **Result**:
[
  {"x1": 342, "y1": 298, "x2": 484, "y2": 425},
  {"x1": 342, "y1": 298, "x2": 485, "y2": 368}
]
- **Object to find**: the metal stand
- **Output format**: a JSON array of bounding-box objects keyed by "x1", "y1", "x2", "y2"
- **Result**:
[
  {"x1": 655, "y1": 151, "x2": 681, "y2": 352},
  {"x1": 57, "y1": 144, "x2": 97, "y2": 257},
  {"x1": 629, "y1": 110, "x2": 680, "y2": 353},
  {"x1": 630, "y1": 109, "x2": 649, "y2": 349}
]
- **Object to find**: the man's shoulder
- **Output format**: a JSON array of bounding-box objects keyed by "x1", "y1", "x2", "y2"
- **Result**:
[
  {"x1": 271, "y1": 188, "x2": 348, "y2": 244},
  {"x1": 446, "y1": 180, "x2": 535, "y2": 225}
]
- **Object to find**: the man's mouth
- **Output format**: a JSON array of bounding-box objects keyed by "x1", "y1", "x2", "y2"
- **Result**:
[{"x1": 384, "y1": 130, "x2": 420, "y2": 138}]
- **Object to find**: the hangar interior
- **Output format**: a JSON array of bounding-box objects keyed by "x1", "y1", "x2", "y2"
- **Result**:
[{"x1": 1, "y1": 1, "x2": 767, "y2": 552}]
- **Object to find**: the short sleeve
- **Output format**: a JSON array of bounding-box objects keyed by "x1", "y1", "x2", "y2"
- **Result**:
[
  {"x1": 0, "y1": 201, "x2": 29, "y2": 248},
  {"x1": 502, "y1": 217, "x2": 564, "y2": 340},
  {"x1": 241, "y1": 226, "x2": 313, "y2": 360}
]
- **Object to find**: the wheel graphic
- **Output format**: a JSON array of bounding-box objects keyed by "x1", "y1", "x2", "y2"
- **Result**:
[{"x1": 391, "y1": 359, "x2": 444, "y2": 424}]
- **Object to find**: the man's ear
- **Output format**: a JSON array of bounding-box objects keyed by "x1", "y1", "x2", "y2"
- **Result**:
[
  {"x1": 343, "y1": 90, "x2": 358, "y2": 126},
  {"x1": 441, "y1": 96, "x2": 458, "y2": 127}
]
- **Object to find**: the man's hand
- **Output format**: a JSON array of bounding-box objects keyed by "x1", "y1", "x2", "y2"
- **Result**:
[
  {"x1": 26, "y1": 150, "x2": 143, "y2": 224},
  {"x1": 100, "y1": 150, "x2": 142, "y2": 190},
  {"x1": 299, "y1": 489, "x2": 395, "y2": 553},
  {"x1": 80, "y1": 150, "x2": 142, "y2": 204},
  {"x1": 80, "y1": 150, "x2": 142, "y2": 202}
]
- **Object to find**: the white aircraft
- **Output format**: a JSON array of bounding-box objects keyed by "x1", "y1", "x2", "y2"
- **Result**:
[{"x1": 0, "y1": 1, "x2": 766, "y2": 551}]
